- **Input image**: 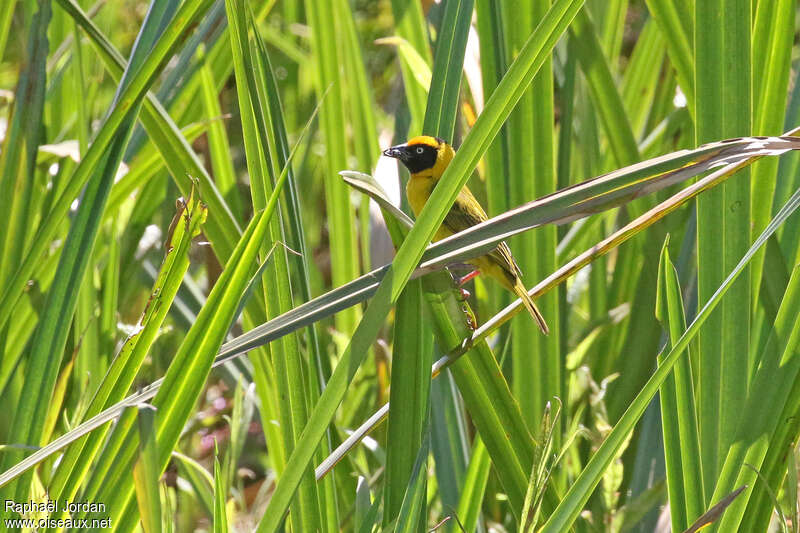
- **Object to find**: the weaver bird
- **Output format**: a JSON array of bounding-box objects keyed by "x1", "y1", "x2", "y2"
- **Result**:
[{"x1": 383, "y1": 135, "x2": 549, "y2": 334}]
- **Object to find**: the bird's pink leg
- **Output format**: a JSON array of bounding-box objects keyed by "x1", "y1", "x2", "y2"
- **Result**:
[{"x1": 455, "y1": 269, "x2": 480, "y2": 287}]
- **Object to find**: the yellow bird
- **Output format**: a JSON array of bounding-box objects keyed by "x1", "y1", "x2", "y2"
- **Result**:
[{"x1": 383, "y1": 135, "x2": 549, "y2": 334}]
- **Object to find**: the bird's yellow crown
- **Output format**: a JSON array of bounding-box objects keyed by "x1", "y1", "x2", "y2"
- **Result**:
[{"x1": 406, "y1": 135, "x2": 441, "y2": 148}]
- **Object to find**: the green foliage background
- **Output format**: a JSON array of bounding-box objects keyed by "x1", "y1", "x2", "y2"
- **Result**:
[{"x1": 0, "y1": 0, "x2": 799, "y2": 531}]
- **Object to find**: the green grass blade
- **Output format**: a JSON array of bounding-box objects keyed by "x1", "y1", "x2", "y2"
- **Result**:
[
  {"x1": 394, "y1": 431, "x2": 431, "y2": 533},
  {"x1": 132, "y1": 405, "x2": 162, "y2": 533},
  {"x1": 0, "y1": 0, "x2": 221, "y2": 337},
  {"x1": 336, "y1": 0, "x2": 380, "y2": 175},
  {"x1": 620, "y1": 19, "x2": 666, "y2": 140},
  {"x1": 47, "y1": 197, "x2": 206, "y2": 516},
  {"x1": 213, "y1": 444, "x2": 229, "y2": 533},
  {"x1": 55, "y1": 0, "x2": 242, "y2": 259},
  {"x1": 775, "y1": 70, "x2": 800, "y2": 264},
  {"x1": 748, "y1": 0, "x2": 795, "y2": 308},
  {"x1": 224, "y1": 381, "x2": 254, "y2": 496},
  {"x1": 225, "y1": 2, "x2": 320, "y2": 529},
  {"x1": 707, "y1": 259, "x2": 800, "y2": 530},
  {"x1": 505, "y1": 0, "x2": 561, "y2": 437},
  {"x1": 429, "y1": 371, "x2": 471, "y2": 524},
  {"x1": 694, "y1": 0, "x2": 751, "y2": 498},
  {"x1": 655, "y1": 237, "x2": 704, "y2": 529},
  {"x1": 599, "y1": 0, "x2": 627, "y2": 62},
  {"x1": 44, "y1": 192, "x2": 206, "y2": 510},
  {"x1": 539, "y1": 176, "x2": 800, "y2": 533},
  {"x1": 644, "y1": 0, "x2": 694, "y2": 117},
  {"x1": 388, "y1": 0, "x2": 430, "y2": 134},
  {"x1": 198, "y1": 46, "x2": 243, "y2": 221},
  {"x1": 0, "y1": 0, "x2": 15, "y2": 62},
  {"x1": 382, "y1": 279, "x2": 433, "y2": 525},
  {"x1": 569, "y1": 8, "x2": 639, "y2": 167},
  {"x1": 174, "y1": 452, "x2": 214, "y2": 518},
  {"x1": 0, "y1": 246, "x2": 58, "y2": 396},
  {"x1": 84, "y1": 162, "x2": 295, "y2": 527},
  {"x1": 256, "y1": 3, "x2": 582, "y2": 529},
  {"x1": 336, "y1": 0, "x2": 380, "y2": 273},
  {"x1": 0, "y1": 0, "x2": 51, "y2": 413},
  {"x1": 0, "y1": 0, "x2": 191, "y2": 505},
  {"x1": 0, "y1": 0, "x2": 49, "y2": 289},
  {"x1": 556, "y1": 37, "x2": 577, "y2": 192},
  {"x1": 246, "y1": 16, "x2": 331, "y2": 513},
  {"x1": 739, "y1": 357, "x2": 800, "y2": 530},
  {"x1": 105, "y1": 121, "x2": 208, "y2": 217},
  {"x1": 455, "y1": 435, "x2": 491, "y2": 532},
  {"x1": 476, "y1": 0, "x2": 512, "y2": 232},
  {"x1": 354, "y1": 477, "x2": 377, "y2": 533},
  {"x1": 422, "y1": 0, "x2": 474, "y2": 139},
  {"x1": 304, "y1": 0, "x2": 360, "y2": 337}
]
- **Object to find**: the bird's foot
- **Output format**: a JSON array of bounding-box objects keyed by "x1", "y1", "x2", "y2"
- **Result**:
[{"x1": 461, "y1": 302, "x2": 477, "y2": 330}]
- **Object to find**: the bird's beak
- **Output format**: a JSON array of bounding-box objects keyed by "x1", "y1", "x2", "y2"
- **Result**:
[{"x1": 382, "y1": 145, "x2": 408, "y2": 161}]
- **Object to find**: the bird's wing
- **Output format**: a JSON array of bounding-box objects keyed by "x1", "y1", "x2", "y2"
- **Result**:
[
  {"x1": 442, "y1": 187, "x2": 521, "y2": 284},
  {"x1": 490, "y1": 241, "x2": 523, "y2": 284},
  {"x1": 442, "y1": 188, "x2": 488, "y2": 233}
]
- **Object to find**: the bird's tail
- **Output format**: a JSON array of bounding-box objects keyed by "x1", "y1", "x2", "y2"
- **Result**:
[{"x1": 513, "y1": 279, "x2": 549, "y2": 335}]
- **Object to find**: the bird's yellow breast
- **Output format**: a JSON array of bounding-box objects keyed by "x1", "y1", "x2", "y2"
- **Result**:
[
  {"x1": 405, "y1": 141, "x2": 456, "y2": 242},
  {"x1": 406, "y1": 176, "x2": 433, "y2": 218},
  {"x1": 406, "y1": 176, "x2": 455, "y2": 242}
]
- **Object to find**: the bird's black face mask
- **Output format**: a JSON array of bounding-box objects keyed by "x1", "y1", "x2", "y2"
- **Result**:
[{"x1": 383, "y1": 143, "x2": 438, "y2": 174}]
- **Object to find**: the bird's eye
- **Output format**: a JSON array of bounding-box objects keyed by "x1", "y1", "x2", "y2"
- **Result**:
[{"x1": 416, "y1": 146, "x2": 424, "y2": 154}]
